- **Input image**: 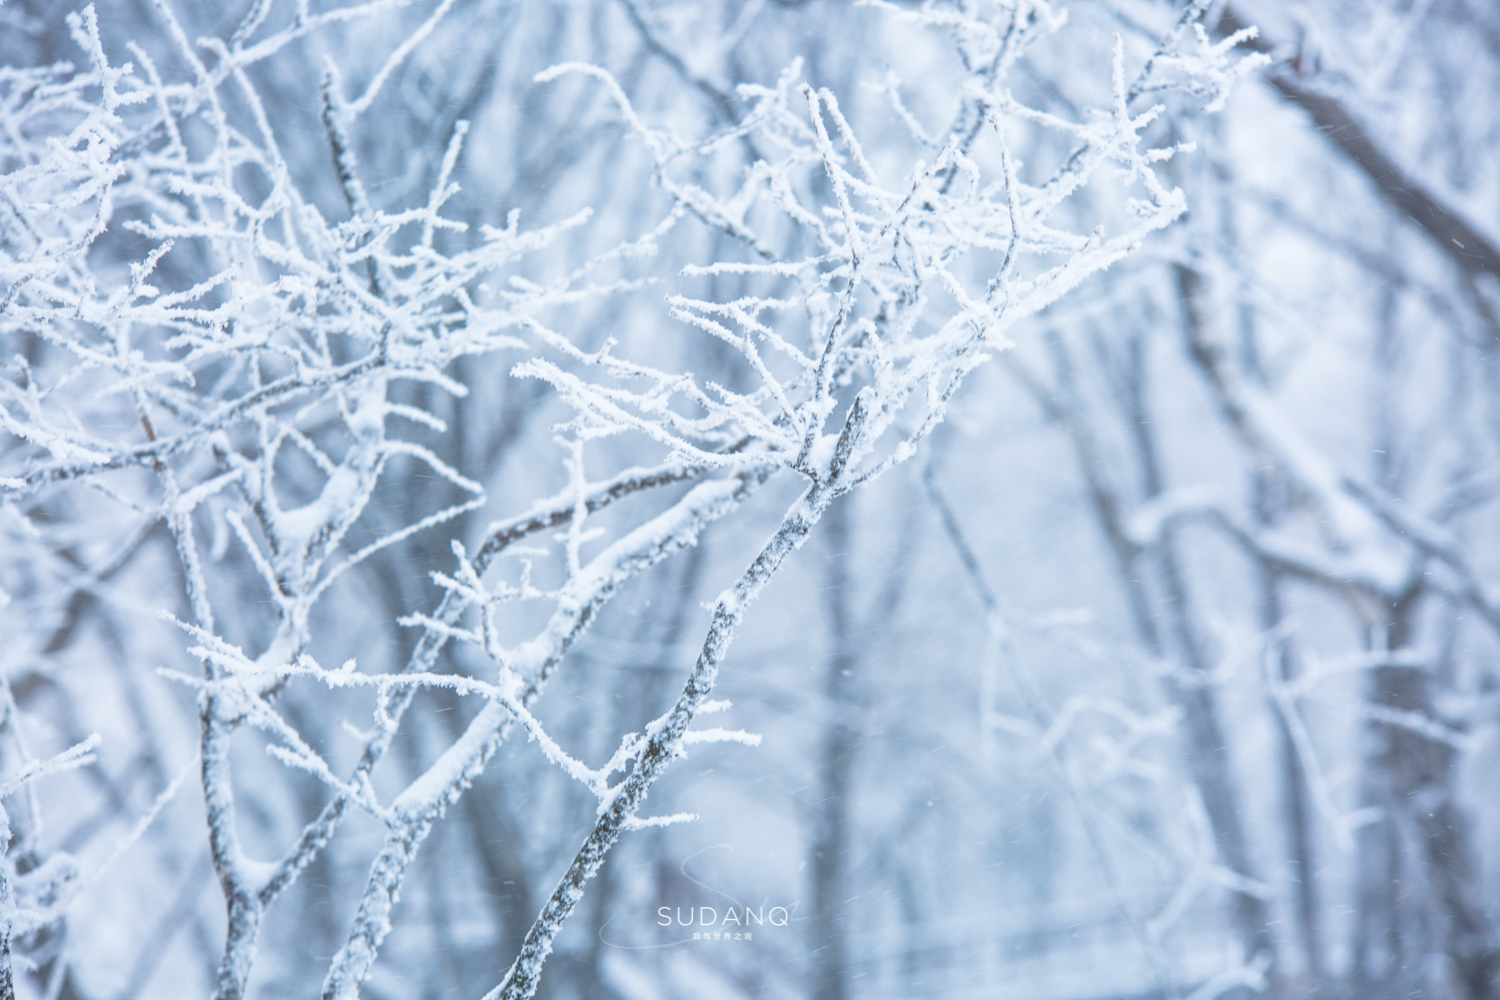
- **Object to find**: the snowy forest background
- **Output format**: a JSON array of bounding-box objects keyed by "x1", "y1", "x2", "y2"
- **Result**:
[{"x1": 2, "y1": 0, "x2": 1499, "y2": 999}]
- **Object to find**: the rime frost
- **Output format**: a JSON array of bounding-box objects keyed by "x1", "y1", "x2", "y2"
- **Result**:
[{"x1": 0, "y1": 2, "x2": 1268, "y2": 998}]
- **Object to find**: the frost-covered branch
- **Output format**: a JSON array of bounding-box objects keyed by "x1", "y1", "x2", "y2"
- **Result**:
[
  {"x1": 476, "y1": 7, "x2": 1259, "y2": 994},
  {"x1": 1, "y1": 1, "x2": 1260, "y2": 996}
]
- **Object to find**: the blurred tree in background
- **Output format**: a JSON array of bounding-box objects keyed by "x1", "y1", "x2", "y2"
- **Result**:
[{"x1": 1, "y1": 1, "x2": 1497, "y2": 999}]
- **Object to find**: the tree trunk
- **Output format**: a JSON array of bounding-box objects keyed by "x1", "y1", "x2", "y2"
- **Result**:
[
  {"x1": 811, "y1": 500, "x2": 857, "y2": 1000},
  {"x1": 1352, "y1": 592, "x2": 1497, "y2": 1000}
]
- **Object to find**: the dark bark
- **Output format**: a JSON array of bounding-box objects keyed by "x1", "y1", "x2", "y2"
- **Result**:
[{"x1": 1352, "y1": 592, "x2": 1497, "y2": 1000}]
